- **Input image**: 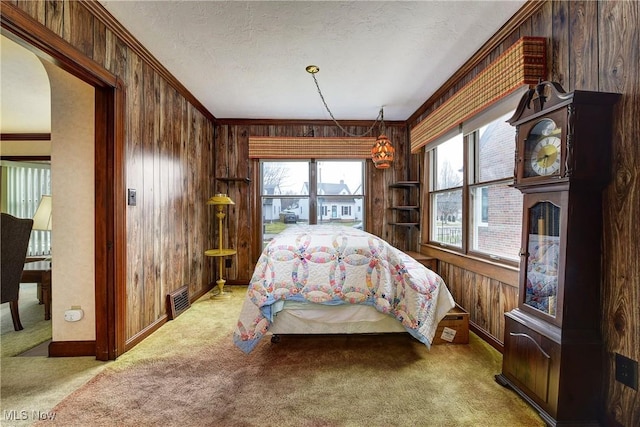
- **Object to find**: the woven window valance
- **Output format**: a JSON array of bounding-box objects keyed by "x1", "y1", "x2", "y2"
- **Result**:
[
  {"x1": 410, "y1": 37, "x2": 546, "y2": 153},
  {"x1": 248, "y1": 137, "x2": 376, "y2": 159}
]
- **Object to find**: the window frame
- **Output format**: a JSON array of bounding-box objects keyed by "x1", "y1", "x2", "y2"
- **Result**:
[
  {"x1": 428, "y1": 132, "x2": 465, "y2": 250},
  {"x1": 259, "y1": 159, "x2": 366, "y2": 245},
  {"x1": 423, "y1": 109, "x2": 522, "y2": 267}
]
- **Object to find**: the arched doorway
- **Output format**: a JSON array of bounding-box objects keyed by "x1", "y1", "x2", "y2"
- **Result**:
[{"x1": 2, "y1": 5, "x2": 125, "y2": 360}]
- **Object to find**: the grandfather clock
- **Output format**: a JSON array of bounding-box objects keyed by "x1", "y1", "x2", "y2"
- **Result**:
[{"x1": 495, "y1": 81, "x2": 620, "y2": 426}]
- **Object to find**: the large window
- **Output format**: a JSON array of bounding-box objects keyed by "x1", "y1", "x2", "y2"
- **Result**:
[
  {"x1": 430, "y1": 134, "x2": 463, "y2": 248},
  {"x1": 427, "y1": 112, "x2": 523, "y2": 263},
  {"x1": 260, "y1": 160, "x2": 364, "y2": 246}
]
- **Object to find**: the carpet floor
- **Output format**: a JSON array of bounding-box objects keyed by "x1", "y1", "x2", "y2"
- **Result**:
[
  {"x1": 23, "y1": 287, "x2": 544, "y2": 427},
  {"x1": 1, "y1": 283, "x2": 52, "y2": 358}
]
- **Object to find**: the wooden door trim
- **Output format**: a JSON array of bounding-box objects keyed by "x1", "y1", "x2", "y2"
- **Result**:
[
  {"x1": 1, "y1": 2, "x2": 125, "y2": 360},
  {"x1": 0, "y1": 2, "x2": 117, "y2": 87}
]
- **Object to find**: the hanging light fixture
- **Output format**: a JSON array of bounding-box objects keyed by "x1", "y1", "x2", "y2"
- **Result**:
[
  {"x1": 306, "y1": 65, "x2": 394, "y2": 169},
  {"x1": 370, "y1": 109, "x2": 395, "y2": 169}
]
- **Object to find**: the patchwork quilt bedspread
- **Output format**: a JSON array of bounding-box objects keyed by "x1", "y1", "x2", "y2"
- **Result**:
[{"x1": 233, "y1": 225, "x2": 455, "y2": 353}]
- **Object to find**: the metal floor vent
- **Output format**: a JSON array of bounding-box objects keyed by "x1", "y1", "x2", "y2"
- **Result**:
[{"x1": 167, "y1": 285, "x2": 190, "y2": 320}]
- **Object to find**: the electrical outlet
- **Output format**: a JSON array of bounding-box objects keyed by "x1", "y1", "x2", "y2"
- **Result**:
[
  {"x1": 64, "y1": 308, "x2": 84, "y2": 322},
  {"x1": 615, "y1": 353, "x2": 638, "y2": 390}
]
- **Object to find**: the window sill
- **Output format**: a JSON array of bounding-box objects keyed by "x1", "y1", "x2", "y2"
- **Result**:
[{"x1": 419, "y1": 244, "x2": 519, "y2": 287}]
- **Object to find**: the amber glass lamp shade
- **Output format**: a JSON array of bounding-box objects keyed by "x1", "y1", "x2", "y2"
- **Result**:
[{"x1": 371, "y1": 134, "x2": 395, "y2": 169}]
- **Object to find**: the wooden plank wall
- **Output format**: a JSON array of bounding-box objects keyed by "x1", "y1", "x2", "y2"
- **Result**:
[
  {"x1": 214, "y1": 121, "x2": 413, "y2": 283},
  {"x1": 438, "y1": 262, "x2": 518, "y2": 344},
  {"x1": 10, "y1": 0, "x2": 217, "y2": 345},
  {"x1": 410, "y1": 1, "x2": 639, "y2": 424}
]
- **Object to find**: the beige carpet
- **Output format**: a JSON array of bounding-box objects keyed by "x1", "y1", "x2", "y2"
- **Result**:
[
  {"x1": 1, "y1": 355, "x2": 107, "y2": 426},
  {"x1": 1, "y1": 283, "x2": 52, "y2": 357},
  {"x1": 27, "y1": 287, "x2": 543, "y2": 427}
]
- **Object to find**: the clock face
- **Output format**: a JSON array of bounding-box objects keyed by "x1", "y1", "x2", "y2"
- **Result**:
[
  {"x1": 531, "y1": 136, "x2": 561, "y2": 176},
  {"x1": 524, "y1": 118, "x2": 563, "y2": 178}
]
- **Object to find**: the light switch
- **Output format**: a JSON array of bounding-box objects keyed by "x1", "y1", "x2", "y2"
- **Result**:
[{"x1": 127, "y1": 188, "x2": 137, "y2": 206}]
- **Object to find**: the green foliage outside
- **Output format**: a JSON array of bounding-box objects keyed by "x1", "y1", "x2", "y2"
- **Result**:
[{"x1": 264, "y1": 222, "x2": 288, "y2": 234}]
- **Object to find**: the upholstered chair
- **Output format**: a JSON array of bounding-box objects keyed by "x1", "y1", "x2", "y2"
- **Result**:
[{"x1": 1, "y1": 213, "x2": 34, "y2": 331}]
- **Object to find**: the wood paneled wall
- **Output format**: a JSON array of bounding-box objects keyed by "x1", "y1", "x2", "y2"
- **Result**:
[
  {"x1": 8, "y1": 0, "x2": 217, "y2": 346},
  {"x1": 438, "y1": 262, "x2": 517, "y2": 345},
  {"x1": 215, "y1": 121, "x2": 414, "y2": 282},
  {"x1": 411, "y1": 1, "x2": 639, "y2": 424},
  {"x1": 124, "y1": 69, "x2": 215, "y2": 342}
]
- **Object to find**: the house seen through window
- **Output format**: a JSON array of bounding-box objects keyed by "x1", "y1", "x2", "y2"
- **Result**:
[{"x1": 260, "y1": 160, "x2": 364, "y2": 247}]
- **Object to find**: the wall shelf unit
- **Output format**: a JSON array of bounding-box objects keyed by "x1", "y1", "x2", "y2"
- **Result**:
[{"x1": 388, "y1": 181, "x2": 420, "y2": 228}]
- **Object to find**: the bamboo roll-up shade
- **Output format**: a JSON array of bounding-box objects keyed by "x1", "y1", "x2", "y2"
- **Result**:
[
  {"x1": 248, "y1": 137, "x2": 376, "y2": 159},
  {"x1": 410, "y1": 37, "x2": 546, "y2": 153}
]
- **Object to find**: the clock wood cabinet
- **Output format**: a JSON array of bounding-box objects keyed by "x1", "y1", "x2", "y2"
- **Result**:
[
  {"x1": 495, "y1": 82, "x2": 620, "y2": 426},
  {"x1": 502, "y1": 311, "x2": 603, "y2": 424}
]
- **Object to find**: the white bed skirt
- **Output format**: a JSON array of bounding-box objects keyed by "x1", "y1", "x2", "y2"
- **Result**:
[{"x1": 269, "y1": 301, "x2": 407, "y2": 335}]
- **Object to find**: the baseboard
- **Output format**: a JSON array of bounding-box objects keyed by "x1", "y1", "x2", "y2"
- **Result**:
[
  {"x1": 48, "y1": 340, "x2": 96, "y2": 357},
  {"x1": 124, "y1": 315, "x2": 168, "y2": 352},
  {"x1": 469, "y1": 322, "x2": 504, "y2": 353},
  {"x1": 123, "y1": 284, "x2": 219, "y2": 354},
  {"x1": 193, "y1": 283, "x2": 216, "y2": 300}
]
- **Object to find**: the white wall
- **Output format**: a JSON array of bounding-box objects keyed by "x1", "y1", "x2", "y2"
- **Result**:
[
  {"x1": 41, "y1": 61, "x2": 96, "y2": 342},
  {"x1": 0, "y1": 35, "x2": 51, "y2": 133}
]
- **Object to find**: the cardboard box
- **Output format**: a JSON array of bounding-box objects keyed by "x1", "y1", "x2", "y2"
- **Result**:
[{"x1": 432, "y1": 304, "x2": 469, "y2": 344}]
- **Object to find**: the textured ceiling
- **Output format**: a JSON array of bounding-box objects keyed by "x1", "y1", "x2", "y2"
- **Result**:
[{"x1": 99, "y1": 1, "x2": 526, "y2": 121}]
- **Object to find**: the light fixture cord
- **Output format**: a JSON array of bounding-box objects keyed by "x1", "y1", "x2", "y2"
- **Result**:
[{"x1": 310, "y1": 72, "x2": 383, "y2": 137}]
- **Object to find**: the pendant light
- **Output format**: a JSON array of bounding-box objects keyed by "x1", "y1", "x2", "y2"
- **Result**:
[{"x1": 306, "y1": 65, "x2": 394, "y2": 169}]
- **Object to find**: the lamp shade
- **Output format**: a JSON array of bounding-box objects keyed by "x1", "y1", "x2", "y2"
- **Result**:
[
  {"x1": 207, "y1": 193, "x2": 235, "y2": 205},
  {"x1": 371, "y1": 134, "x2": 395, "y2": 169},
  {"x1": 32, "y1": 195, "x2": 52, "y2": 231}
]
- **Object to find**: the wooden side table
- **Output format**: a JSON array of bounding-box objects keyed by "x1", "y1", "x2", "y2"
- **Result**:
[{"x1": 22, "y1": 260, "x2": 52, "y2": 320}]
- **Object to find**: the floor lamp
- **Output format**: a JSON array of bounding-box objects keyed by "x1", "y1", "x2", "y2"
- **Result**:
[
  {"x1": 32, "y1": 195, "x2": 52, "y2": 258},
  {"x1": 205, "y1": 194, "x2": 236, "y2": 300}
]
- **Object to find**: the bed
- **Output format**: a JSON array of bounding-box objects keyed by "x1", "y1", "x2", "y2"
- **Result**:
[{"x1": 233, "y1": 224, "x2": 455, "y2": 353}]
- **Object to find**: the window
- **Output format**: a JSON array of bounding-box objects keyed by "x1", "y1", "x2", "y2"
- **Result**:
[
  {"x1": 1, "y1": 160, "x2": 52, "y2": 256},
  {"x1": 470, "y1": 114, "x2": 523, "y2": 261},
  {"x1": 430, "y1": 133, "x2": 463, "y2": 248},
  {"x1": 260, "y1": 160, "x2": 364, "y2": 246},
  {"x1": 427, "y1": 111, "x2": 523, "y2": 263}
]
